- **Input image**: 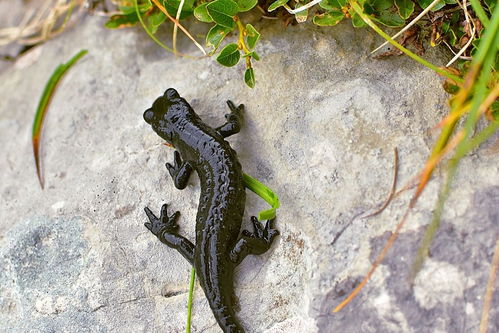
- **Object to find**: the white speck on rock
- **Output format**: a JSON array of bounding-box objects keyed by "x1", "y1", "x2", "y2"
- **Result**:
[
  {"x1": 414, "y1": 259, "x2": 466, "y2": 309},
  {"x1": 198, "y1": 71, "x2": 209, "y2": 80},
  {"x1": 51, "y1": 201, "x2": 65, "y2": 212}
]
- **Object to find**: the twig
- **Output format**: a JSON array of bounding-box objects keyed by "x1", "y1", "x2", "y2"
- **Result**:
[
  {"x1": 333, "y1": 206, "x2": 412, "y2": 312},
  {"x1": 173, "y1": 0, "x2": 187, "y2": 55},
  {"x1": 150, "y1": 0, "x2": 206, "y2": 56},
  {"x1": 362, "y1": 148, "x2": 399, "y2": 219}
]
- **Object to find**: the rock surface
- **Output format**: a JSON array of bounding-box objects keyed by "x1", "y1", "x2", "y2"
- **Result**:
[{"x1": 1, "y1": 7, "x2": 498, "y2": 333}]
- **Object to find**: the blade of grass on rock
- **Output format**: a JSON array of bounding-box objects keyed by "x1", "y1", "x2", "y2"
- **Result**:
[{"x1": 32, "y1": 49, "x2": 87, "y2": 189}]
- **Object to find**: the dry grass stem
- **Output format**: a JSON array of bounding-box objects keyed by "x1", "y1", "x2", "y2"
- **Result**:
[
  {"x1": 0, "y1": 0, "x2": 86, "y2": 48},
  {"x1": 479, "y1": 239, "x2": 499, "y2": 333}
]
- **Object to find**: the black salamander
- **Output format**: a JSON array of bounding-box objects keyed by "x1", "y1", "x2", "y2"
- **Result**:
[{"x1": 143, "y1": 88, "x2": 279, "y2": 333}]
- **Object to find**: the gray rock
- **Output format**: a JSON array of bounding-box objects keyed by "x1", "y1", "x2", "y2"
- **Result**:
[{"x1": 1, "y1": 10, "x2": 498, "y2": 333}]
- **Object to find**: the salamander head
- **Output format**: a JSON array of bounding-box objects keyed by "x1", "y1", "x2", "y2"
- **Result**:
[{"x1": 143, "y1": 88, "x2": 192, "y2": 144}]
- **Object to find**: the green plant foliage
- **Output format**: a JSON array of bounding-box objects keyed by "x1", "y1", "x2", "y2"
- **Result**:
[
  {"x1": 147, "y1": 10, "x2": 166, "y2": 33},
  {"x1": 394, "y1": 0, "x2": 414, "y2": 19},
  {"x1": 216, "y1": 43, "x2": 241, "y2": 66},
  {"x1": 320, "y1": 0, "x2": 348, "y2": 10},
  {"x1": 163, "y1": 0, "x2": 196, "y2": 19},
  {"x1": 372, "y1": 0, "x2": 393, "y2": 11},
  {"x1": 245, "y1": 24, "x2": 260, "y2": 49},
  {"x1": 351, "y1": 11, "x2": 366, "y2": 27},
  {"x1": 105, "y1": 14, "x2": 140, "y2": 28},
  {"x1": 373, "y1": 10, "x2": 405, "y2": 27},
  {"x1": 206, "y1": 0, "x2": 239, "y2": 28},
  {"x1": 313, "y1": 10, "x2": 345, "y2": 26},
  {"x1": 268, "y1": 0, "x2": 289, "y2": 12},
  {"x1": 244, "y1": 68, "x2": 256, "y2": 87},
  {"x1": 107, "y1": 0, "x2": 494, "y2": 88},
  {"x1": 236, "y1": 0, "x2": 258, "y2": 12},
  {"x1": 245, "y1": 50, "x2": 260, "y2": 60},
  {"x1": 194, "y1": 3, "x2": 214, "y2": 22},
  {"x1": 206, "y1": 24, "x2": 232, "y2": 52},
  {"x1": 417, "y1": 0, "x2": 445, "y2": 11}
]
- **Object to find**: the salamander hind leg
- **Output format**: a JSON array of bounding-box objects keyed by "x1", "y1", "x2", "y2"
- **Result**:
[
  {"x1": 229, "y1": 217, "x2": 279, "y2": 266},
  {"x1": 216, "y1": 101, "x2": 244, "y2": 138},
  {"x1": 144, "y1": 204, "x2": 195, "y2": 264},
  {"x1": 166, "y1": 151, "x2": 193, "y2": 190}
]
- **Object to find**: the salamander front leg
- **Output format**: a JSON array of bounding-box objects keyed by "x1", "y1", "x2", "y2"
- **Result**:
[
  {"x1": 144, "y1": 204, "x2": 195, "y2": 265},
  {"x1": 166, "y1": 151, "x2": 193, "y2": 190},
  {"x1": 229, "y1": 217, "x2": 279, "y2": 266},
  {"x1": 216, "y1": 101, "x2": 244, "y2": 138}
]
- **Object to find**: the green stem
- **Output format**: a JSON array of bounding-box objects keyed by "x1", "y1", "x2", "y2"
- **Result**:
[
  {"x1": 235, "y1": 17, "x2": 252, "y2": 68},
  {"x1": 469, "y1": 0, "x2": 490, "y2": 27},
  {"x1": 186, "y1": 268, "x2": 196, "y2": 333},
  {"x1": 134, "y1": 0, "x2": 174, "y2": 53}
]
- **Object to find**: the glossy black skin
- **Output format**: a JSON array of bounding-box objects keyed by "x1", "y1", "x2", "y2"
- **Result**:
[{"x1": 143, "y1": 88, "x2": 279, "y2": 333}]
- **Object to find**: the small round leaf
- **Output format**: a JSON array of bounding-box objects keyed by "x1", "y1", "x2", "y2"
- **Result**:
[
  {"x1": 244, "y1": 68, "x2": 255, "y2": 88},
  {"x1": 216, "y1": 43, "x2": 241, "y2": 67}
]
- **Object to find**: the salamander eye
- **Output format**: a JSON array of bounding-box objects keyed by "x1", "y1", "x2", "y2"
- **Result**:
[
  {"x1": 164, "y1": 88, "x2": 179, "y2": 100},
  {"x1": 143, "y1": 109, "x2": 155, "y2": 124}
]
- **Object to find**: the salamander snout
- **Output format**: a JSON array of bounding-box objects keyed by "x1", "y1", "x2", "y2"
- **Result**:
[
  {"x1": 143, "y1": 108, "x2": 155, "y2": 124},
  {"x1": 164, "y1": 88, "x2": 180, "y2": 100}
]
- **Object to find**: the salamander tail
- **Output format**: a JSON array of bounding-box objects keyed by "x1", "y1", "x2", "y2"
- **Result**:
[{"x1": 213, "y1": 305, "x2": 245, "y2": 333}]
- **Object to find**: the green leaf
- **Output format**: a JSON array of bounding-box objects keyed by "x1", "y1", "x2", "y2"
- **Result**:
[
  {"x1": 216, "y1": 43, "x2": 241, "y2": 67},
  {"x1": 295, "y1": 8, "x2": 308, "y2": 23},
  {"x1": 492, "y1": 101, "x2": 499, "y2": 120},
  {"x1": 351, "y1": 12, "x2": 366, "y2": 27},
  {"x1": 372, "y1": 0, "x2": 394, "y2": 11},
  {"x1": 105, "y1": 14, "x2": 139, "y2": 29},
  {"x1": 448, "y1": 28, "x2": 457, "y2": 46},
  {"x1": 268, "y1": 0, "x2": 289, "y2": 12},
  {"x1": 313, "y1": 10, "x2": 345, "y2": 26},
  {"x1": 246, "y1": 24, "x2": 260, "y2": 49},
  {"x1": 147, "y1": 10, "x2": 166, "y2": 34},
  {"x1": 244, "y1": 68, "x2": 256, "y2": 88},
  {"x1": 166, "y1": 0, "x2": 195, "y2": 17},
  {"x1": 206, "y1": 0, "x2": 239, "y2": 28},
  {"x1": 194, "y1": 3, "x2": 214, "y2": 22},
  {"x1": 243, "y1": 51, "x2": 260, "y2": 60},
  {"x1": 206, "y1": 24, "x2": 233, "y2": 52},
  {"x1": 372, "y1": 11, "x2": 405, "y2": 27},
  {"x1": 394, "y1": 0, "x2": 414, "y2": 19},
  {"x1": 119, "y1": 2, "x2": 152, "y2": 15},
  {"x1": 236, "y1": 0, "x2": 258, "y2": 12},
  {"x1": 162, "y1": 0, "x2": 195, "y2": 19},
  {"x1": 319, "y1": 0, "x2": 347, "y2": 10},
  {"x1": 417, "y1": 0, "x2": 445, "y2": 11}
]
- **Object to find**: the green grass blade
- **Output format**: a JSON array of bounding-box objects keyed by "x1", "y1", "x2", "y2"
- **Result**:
[
  {"x1": 411, "y1": 4, "x2": 499, "y2": 278},
  {"x1": 32, "y1": 49, "x2": 87, "y2": 189},
  {"x1": 469, "y1": 0, "x2": 490, "y2": 28},
  {"x1": 186, "y1": 268, "x2": 196, "y2": 333},
  {"x1": 243, "y1": 173, "x2": 280, "y2": 220}
]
